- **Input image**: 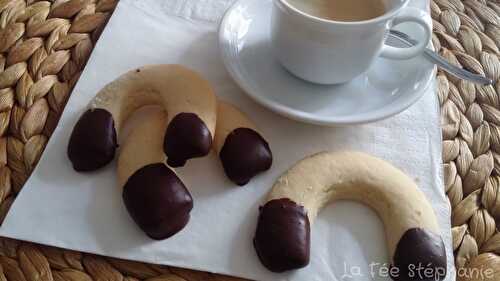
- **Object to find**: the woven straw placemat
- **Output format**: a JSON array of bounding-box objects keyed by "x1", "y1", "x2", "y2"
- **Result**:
[{"x1": 0, "y1": 0, "x2": 497, "y2": 280}]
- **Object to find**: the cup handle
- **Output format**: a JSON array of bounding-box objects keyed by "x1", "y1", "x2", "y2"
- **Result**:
[{"x1": 380, "y1": 7, "x2": 432, "y2": 60}]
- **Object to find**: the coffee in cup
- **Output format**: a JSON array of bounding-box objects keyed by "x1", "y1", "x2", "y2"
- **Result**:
[{"x1": 285, "y1": 0, "x2": 387, "y2": 22}]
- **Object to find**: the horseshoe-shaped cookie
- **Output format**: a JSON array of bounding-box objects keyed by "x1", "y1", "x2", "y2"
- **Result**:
[
  {"x1": 118, "y1": 101, "x2": 271, "y2": 239},
  {"x1": 68, "y1": 64, "x2": 217, "y2": 171},
  {"x1": 253, "y1": 151, "x2": 447, "y2": 281}
]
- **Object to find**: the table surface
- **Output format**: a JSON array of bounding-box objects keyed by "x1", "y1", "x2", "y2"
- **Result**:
[{"x1": 0, "y1": 0, "x2": 498, "y2": 280}]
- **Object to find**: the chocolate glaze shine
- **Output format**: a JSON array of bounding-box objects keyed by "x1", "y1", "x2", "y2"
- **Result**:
[
  {"x1": 219, "y1": 128, "x2": 272, "y2": 185},
  {"x1": 67, "y1": 109, "x2": 117, "y2": 171},
  {"x1": 122, "y1": 163, "x2": 193, "y2": 240},
  {"x1": 164, "y1": 113, "x2": 212, "y2": 167},
  {"x1": 254, "y1": 198, "x2": 310, "y2": 272},
  {"x1": 391, "y1": 228, "x2": 447, "y2": 281}
]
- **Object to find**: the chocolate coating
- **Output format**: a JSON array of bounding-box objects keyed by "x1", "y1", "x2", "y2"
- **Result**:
[
  {"x1": 254, "y1": 198, "x2": 310, "y2": 272},
  {"x1": 391, "y1": 228, "x2": 447, "y2": 281},
  {"x1": 219, "y1": 128, "x2": 272, "y2": 185},
  {"x1": 67, "y1": 109, "x2": 117, "y2": 171},
  {"x1": 164, "y1": 113, "x2": 212, "y2": 167},
  {"x1": 122, "y1": 163, "x2": 193, "y2": 240}
]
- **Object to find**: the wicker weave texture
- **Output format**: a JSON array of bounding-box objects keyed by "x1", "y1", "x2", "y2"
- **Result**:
[
  {"x1": 0, "y1": 0, "x2": 497, "y2": 280},
  {"x1": 434, "y1": 0, "x2": 500, "y2": 279}
]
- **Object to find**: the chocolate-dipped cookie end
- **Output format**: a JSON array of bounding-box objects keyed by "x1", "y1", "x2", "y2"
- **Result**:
[
  {"x1": 67, "y1": 109, "x2": 117, "y2": 171},
  {"x1": 140, "y1": 212, "x2": 191, "y2": 240},
  {"x1": 254, "y1": 198, "x2": 310, "y2": 272},
  {"x1": 391, "y1": 228, "x2": 447, "y2": 281},
  {"x1": 164, "y1": 113, "x2": 212, "y2": 167},
  {"x1": 220, "y1": 128, "x2": 272, "y2": 185},
  {"x1": 122, "y1": 163, "x2": 193, "y2": 239}
]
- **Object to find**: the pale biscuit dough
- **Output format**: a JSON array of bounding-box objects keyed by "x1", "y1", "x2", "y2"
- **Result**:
[
  {"x1": 214, "y1": 101, "x2": 258, "y2": 154},
  {"x1": 267, "y1": 151, "x2": 440, "y2": 259},
  {"x1": 117, "y1": 110, "x2": 169, "y2": 189},
  {"x1": 89, "y1": 64, "x2": 217, "y2": 137}
]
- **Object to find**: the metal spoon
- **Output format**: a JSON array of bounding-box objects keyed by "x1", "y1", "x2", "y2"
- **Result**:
[{"x1": 386, "y1": 29, "x2": 493, "y2": 85}]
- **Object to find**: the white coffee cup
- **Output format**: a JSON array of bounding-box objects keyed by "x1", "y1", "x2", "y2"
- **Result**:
[{"x1": 270, "y1": 0, "x2": 432, "y2": 84}]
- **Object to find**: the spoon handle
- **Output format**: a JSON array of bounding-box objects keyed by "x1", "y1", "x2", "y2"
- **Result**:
[{"x1": 388, "y1": 30, "x2": 493, "y2": 86}]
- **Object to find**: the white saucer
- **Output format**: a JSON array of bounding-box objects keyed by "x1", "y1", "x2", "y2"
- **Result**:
[{"x1": 218, "y1": 0, "x2": 436, "y2": 125}]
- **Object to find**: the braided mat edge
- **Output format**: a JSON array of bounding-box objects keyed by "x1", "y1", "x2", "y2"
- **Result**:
[{"x1": 0, "y1": 0, "x2": 498, "y2": 280}]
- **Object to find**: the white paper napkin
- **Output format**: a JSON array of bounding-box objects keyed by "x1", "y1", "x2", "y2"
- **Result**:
[{"x1": 0, "y1": 0, "x2": 455, "y2": 280}]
